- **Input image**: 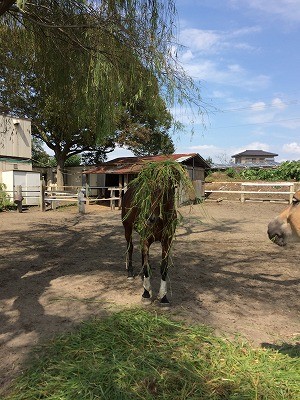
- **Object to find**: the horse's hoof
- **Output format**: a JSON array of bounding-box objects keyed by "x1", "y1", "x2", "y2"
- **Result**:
[
  {"x1": 127, "y1": 275, "x2": 134, "y2": 280},
  {"x1": 141, "y1": 296, "x2": 152, "y2": 305},
  {"x1": 159, "y1": 295, "x2": 170, "y2": 308},
  {"x1": 159, "y1": 301, "x2": 170, "y2": 309}
]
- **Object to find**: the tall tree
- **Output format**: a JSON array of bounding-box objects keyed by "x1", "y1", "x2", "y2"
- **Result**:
[
  {"x1": 31, "y1": 137, "x2": 51, "y2": 167},
  {"x1": 0, "y1": 1, "x2": 203, "y2": 184}
]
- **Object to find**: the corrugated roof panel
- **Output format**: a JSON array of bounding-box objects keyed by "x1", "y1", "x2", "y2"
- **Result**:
[
  {"x1": 175, "y1": 156, "x2": 193, "y2": 162},
  {"x1": 84, "y1": 153, "x2": 208, "y2": 174}
]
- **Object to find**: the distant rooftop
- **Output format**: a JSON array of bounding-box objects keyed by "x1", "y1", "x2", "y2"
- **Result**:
[{"x1": 232, "y1": 150, "x2": 278, "y2": 157}]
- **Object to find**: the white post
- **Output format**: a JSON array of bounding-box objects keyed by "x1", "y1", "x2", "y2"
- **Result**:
[{"x1": 78, "y1": 190, "x2": 85, "y2": 214}]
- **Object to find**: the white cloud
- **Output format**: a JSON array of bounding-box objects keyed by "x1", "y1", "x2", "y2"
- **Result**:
[
  {"x1": 177, "y1": 23, "x2": 270, "y2": 91},
  {"x1": 278, "y1": 119, "x2": 300, "y2": 129},
  {"x1": 282, "y1": 142, "x2": 300, "y2": 154},
  {"x1": 234, "y1": 0, "x2": 300, "y2": 22},
  {"x1": 180, "y1": 49, "x2": 194, "y2": 62},
  {"x1": 106, "y1": 146, "x2": 135, "y2": 160},
  {"x1": 179, "y1": 29, "x2": 221, "y2": 53},
  {"x1": 229, "y1": 26, "x2": 262, "y2": 37},
  {"x1": 189, "y1": 144, "x2": 219, "y2": 151},
  {"x1": 250, "y1": 101, "x2": 266, "y2": 111},
  {"x1": 184, "y1": 144, "x2": 222, "y2": 161},
  {"x1": 246, "y1": 97, "x2": 290, "y2": 125},
  {"x1": 272, "y1": 97, "x2": 287, "y2": 110},
  {"x1": 177, "y1": 141, "x2": 274, "y2": 163},
  {"x1": 179, "y1": 26, "x2": 260, "y2": 56},
  {"x1": 183, "y1": 59, "x2": 270, "y2": 90}
]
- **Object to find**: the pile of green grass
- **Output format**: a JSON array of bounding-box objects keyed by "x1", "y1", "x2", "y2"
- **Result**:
[
  {"x1": 5, "y1": 309, "x2": 299, "y2": 400},
  {"x1": 123, "y1": 160, "x2": 195, "y2": 240}
]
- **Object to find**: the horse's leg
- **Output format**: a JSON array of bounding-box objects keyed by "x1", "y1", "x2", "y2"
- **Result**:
[
  {"x1": 141, "y1": 239, "x2": 152, "y2": 304},
  {"x1": 125, "y1": 226, "x2": 134, "y2": 279},
  {"x1": 158, "y1": 239, "x2": 171, "y2": 306}
]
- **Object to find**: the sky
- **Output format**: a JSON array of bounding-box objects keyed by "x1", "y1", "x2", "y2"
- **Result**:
[{"x1": 110, "y1": 0, "x2": 300, "y2": 164}]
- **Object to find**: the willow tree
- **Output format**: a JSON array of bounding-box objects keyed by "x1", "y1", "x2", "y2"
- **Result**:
[{"x1": 0, "y1": 1, "x2": 203, "y2": 185}]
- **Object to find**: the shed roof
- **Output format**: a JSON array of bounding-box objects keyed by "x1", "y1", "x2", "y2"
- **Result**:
[
  {"x1": 232, "y1": 150, "x2": 278, "y2": 157},
  {"x1": 85, "y1": 153, "x2": 210, "y2": 175}
]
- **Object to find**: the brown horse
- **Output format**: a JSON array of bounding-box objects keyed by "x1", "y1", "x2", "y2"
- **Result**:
[
  {"x1": 121, "y1": 182, "x2": 177, "y2": 307},
  {"x1": 268, "y1": 190, "x2": 300, "y2": 246}
]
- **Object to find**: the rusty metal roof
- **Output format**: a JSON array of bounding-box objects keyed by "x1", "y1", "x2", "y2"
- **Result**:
[{"x1": 85, "y1": 153, "x2": 209, "y2": 174}]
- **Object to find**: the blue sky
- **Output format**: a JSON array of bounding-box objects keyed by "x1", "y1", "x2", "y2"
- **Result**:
[{"x1": 111, "y1": 0, "x2": 300, "y2": 163}]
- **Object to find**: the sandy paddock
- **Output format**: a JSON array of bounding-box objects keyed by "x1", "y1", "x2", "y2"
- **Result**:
[{"x1": 0, "y1": 200, "x2": 299, "y2": 392}]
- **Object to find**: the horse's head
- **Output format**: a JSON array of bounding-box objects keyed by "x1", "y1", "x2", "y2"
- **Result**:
[
  {"x1": 268, "y1": 190, "x2": 300, "y2": 246},
  {"x1": 146, "y1": 184, "x2": 176, "y2": 226}
]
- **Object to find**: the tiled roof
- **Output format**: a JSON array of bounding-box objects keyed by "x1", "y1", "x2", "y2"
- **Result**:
[{"x1": 232, "y1": 150, "x2": 278, "y2": 157}]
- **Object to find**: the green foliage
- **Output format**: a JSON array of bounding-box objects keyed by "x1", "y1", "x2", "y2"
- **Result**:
[
  {"x1": 31, "y1": 138, "x2": 51, "y2": 167},
  {"x1": 277, "y1": 161, "x2": 300, "y2": 180},
  {"x1": 117, "y1": 127, "x2": 175, "y2": 156},
  {"x1": 0, "y1": 183, "x2": 15, "y2": 211},
  {"x1": 5, "y1": 309, "x2": 300, "y2": 400},
  {"x1": 81, "y1": 140, "x2": 115, "y2": 165},
  {"x1": 0, "y1": 5, "x2": 181, "y2": 184},
  {"x1": 64, "y1": 155, "x2": 82, "y2": 167},
  {"x1": 238, "y1": 161, "x2": 300, "y2": 181},
  {"x1": 124, "y1": 161, "x2": 194, "y2": 241},
  {"x1": 225, "y1": 167, "x2": 236, "y2": 178}
]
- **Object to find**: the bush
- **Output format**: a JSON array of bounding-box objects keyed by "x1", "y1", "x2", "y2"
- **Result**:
[
  {"x1": 0, "y1": 183, "x2": 15, "y2": 211},
  {"x1": 225, "y1": 167, "x2": 236, "y2": 178}
]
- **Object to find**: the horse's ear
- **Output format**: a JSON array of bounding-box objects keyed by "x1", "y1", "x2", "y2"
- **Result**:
[{"x1": 292, "y1": 190, "x2": 300, "y2": 203}]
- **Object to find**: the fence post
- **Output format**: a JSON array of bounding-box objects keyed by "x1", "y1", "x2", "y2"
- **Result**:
[
  {"x1": 78, "y1": 190, "x2": 85, "y2": 214},
  {"x1": 40, "y1": 180, "x2": 46, "y2": 211},
  {"x1": 85, "y1": 183, "x2": 89, "y2": 205},
  {"x1": 14, "y1": 185, "x2": 23, "y2": 213},
  {"x1": 240, "y1": 183, "x2": 245, "y2": 203},
  {"x1": 289, "y1": 183, "x2": 295, "y2": 204}
]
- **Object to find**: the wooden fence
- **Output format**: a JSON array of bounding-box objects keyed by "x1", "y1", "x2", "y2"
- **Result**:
[
  {"x1": 205, "y1": 181, "x2": 297, "y2": 204},
  {"x1": 3, "y1": 181, "x2": 299, "y2": 212},
  {"x1": 3, "y1": 183, "x2": 123, "y2": 212}
]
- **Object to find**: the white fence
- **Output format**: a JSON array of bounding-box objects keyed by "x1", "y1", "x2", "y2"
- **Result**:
[
  {"x1": 1, "y1": 183, "x2": 123, "y2": 212},
  {"x1": 205, "y1": 181, "x2": 297, "y2": 204},
  {"x1": 2, "y1": 181, "x2": 299, "y2": 212}
]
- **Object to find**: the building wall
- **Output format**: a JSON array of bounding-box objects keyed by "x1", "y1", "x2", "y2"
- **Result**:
[
  {"x1": 185, "y1": 165, "x2": 205, "y2": 181},
  {"x1": 0, "y1": 114, "x2": 32, "y2": 159},
  {"x1": 0, "y1": 114, "x2": 33, "y2": 181},
  {"x1": 235, "y1": 156, "x2": 275, "y2": 164}
]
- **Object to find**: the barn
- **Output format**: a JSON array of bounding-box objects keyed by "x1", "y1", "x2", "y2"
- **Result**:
[{"x1": 84, "y1": 153, "x2": 210, "y2": 205}]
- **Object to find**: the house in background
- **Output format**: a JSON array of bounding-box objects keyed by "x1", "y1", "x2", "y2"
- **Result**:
[
  {"x1": 232, "y1": 150, "x2": 278, "y2": 165},
  {"x1": 85, "y1": 153, "x2": 210, "y2": 201}
]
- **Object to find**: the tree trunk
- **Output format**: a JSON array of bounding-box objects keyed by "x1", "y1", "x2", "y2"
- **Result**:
[{"x1": 56, "y1": 157, "x2": 65, "y2": 190}]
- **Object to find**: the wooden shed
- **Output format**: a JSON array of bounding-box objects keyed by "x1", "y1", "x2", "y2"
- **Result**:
[{"x1": 84, "y1": 153, "x2": 210, "y2": 205}]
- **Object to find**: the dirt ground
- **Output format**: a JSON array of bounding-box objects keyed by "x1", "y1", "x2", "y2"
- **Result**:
[{"x1": 0, "y1": 200, "x2": 299, "y2": 393}]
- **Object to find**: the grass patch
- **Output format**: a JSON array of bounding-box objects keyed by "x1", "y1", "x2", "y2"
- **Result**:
[{"x1": 5, "y1": 309, "x2": 299, "y2": 400}]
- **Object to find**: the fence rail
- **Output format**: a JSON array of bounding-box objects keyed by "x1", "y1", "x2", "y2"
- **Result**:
[
  {"x1": 205, "y1": 182, "x2": 296, "y2": 203},
  {"x1": 2, "y1": 181, "x2": 299, "y2": 212},
  {"x1": 1, "y1": 183, "x2": 124, "y2": 212}
]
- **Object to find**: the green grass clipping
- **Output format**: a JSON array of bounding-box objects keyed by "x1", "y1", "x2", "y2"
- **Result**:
[{"x1": 5, "y1": 309, "x2": 299, "y2": 400}]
